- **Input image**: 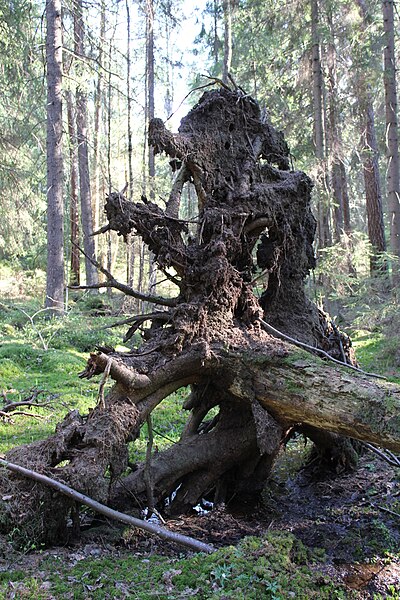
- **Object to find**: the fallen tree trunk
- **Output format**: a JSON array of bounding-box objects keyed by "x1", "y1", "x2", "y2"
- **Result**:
[
  {"x1": 229, "y1": 345, "x2": 400, "y2": 452},
  {"x1": 1, "y1": 86, "x2": 399, "y2": 547}
]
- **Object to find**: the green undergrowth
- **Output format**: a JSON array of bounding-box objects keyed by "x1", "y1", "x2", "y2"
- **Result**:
[
  {"x1": 0, "y1": 297, "x2": 187, "y2": 459},
  {"x1": 352, "y1": 331, "x2": 400, "y2": 383},
  {"x1": 0, "y1": 533, "x2": 351, "y2": 599},
  {"x1": 0, "y1": 296, "x2": 134, "y2": 454}
]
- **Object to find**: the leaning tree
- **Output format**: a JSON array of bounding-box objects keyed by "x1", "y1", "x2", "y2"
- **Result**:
[{"x1": 1, "y1": 88, "x2": 399, "y2": 546}]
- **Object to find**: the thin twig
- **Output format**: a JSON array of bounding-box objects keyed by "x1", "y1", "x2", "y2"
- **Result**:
[
  {"x1": 0, "y1": 458, "x2": 214, "y2": 554},
  {"x1": 363, "y1": 442, "x2": 400, "y2": 468},
  {"x1": 165, "y1": 81, "x2": 219, "y2": 123},
  {"x1": 259, "y1": 319, "x2": 388, "y2": 380},
  {"x1": 375, "y1": 505, "x2": 400, "y2": 519},
  {"x1": 70, "y1": 243, "x2": 177, "y2": 308}
]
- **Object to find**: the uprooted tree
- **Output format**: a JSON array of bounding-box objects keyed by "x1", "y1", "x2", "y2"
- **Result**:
[{"x1": 1, "y1": 88, "x2": 400, "y2": 546}]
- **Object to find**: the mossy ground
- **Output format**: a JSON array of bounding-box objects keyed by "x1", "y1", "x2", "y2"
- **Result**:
[
  {"x1": 0, "y1": 293, "x2": 399, "y2": 598},
  {"x1": 0, "y1": 532, "x2": 352, "y2": 599}
]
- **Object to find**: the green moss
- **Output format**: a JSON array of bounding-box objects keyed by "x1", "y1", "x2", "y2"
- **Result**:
[{"x1": 0, "y1": 532, "x2": 351, "y2": 600}]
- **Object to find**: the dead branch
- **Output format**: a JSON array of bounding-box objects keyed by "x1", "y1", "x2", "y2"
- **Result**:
[
  {"x1": 363, "y1": 442, "x2": 400, "y2": 468},
  {"x1": 97, "y1": 357, "x2": 112, "y2": 409},
  {"x1": 259, "y1": 319, "x2": 387, "y2": 380},
  {"x1": 97, "y1": 311, "x2": 171, "y2": 331},
  {"x1": 0, "y1": 458, "x2": 214, "y2": 554},
  {"x1": 91, "y1": 223, "x2": 111, "y2": 236},
  {"x1": 144, "y1": 415, "x2": 155, "y2": 517},
  {"x1": 0, "y1": 389, "x2": 64, "y2": 421},
  {"x1": 0, "y1": 410, "x2": 45, "y2": 422},
  {"x1": 166, "y1": 164, "x2": 190, "y2": 218},
  {"x1": 70, "y1": 243, "x2": 177, "y2": 308},
  {"x1": 374, "y1": 504, "x2": 400, "y2": 519}
]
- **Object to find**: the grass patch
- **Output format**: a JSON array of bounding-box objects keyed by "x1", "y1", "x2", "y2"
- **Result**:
[{"x1": 352, "y1": 331, "x2": 400, "y2": 383}]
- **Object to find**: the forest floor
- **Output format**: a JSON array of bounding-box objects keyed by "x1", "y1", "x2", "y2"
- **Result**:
[{"x1": 0, "y1": 285, "x2": 399, "y2": 599}]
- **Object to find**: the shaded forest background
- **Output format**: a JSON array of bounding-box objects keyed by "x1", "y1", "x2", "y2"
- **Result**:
[{"x1": 1, "y1": 0, "x2": 399, "y2": 321}]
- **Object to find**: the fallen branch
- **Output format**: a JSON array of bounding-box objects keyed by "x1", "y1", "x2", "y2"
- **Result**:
[
  {"x1": 0, "y1": 458, "x2": 214, "y2": 554},
  {"x1": 144, "y1": 415, "x2": 155, "y2": 518},
  {"x1": 0, "y1": 410, "x2": 45, "y2": 422},
  {"x1": 0, "y1": 389, "x2": 64, "y2": 422},
  {"x1": 374, "y1": 504, "x2": 400, "y2": 519},
  {"x1": 363, "y1": 442, "x2": 400, "y2": 468},
  {"x1": 259, "y1": 319, "x2": 388, "y2": 380}
]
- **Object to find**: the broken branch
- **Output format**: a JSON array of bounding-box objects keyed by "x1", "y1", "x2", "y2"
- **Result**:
[
  {"x1": 70, "y1": 243, "x2": 177, "y2": 308},
  {"x1": 79, "y1": 352, "x2": 151, "y2": 390}
]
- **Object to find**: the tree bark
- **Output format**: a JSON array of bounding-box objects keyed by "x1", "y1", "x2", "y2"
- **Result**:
[
  {"x1": 222, "y1": 0, "x2": 233, "y2": 84},
  {"x1": 382, "y1": 0, "x2": 400, "y2": 285},
  {"x1": 92, "y1": 0, "x2": 106, "y2": 258},
  {"x1": 355, "y1": 0, "x2": 387, "y2": 274},
  {"x1": 66, "y1": 90, "x2": 80, "y2": 286},
  {"x1": 311, "y1": 0, "x2": 331, "y2": 248},
  {"x1": 45, "y1": 0, "x2": 64, "y2": 313},
  {"x1": 326, "y1": 11, "x2": 351, "y2": 241},
  {"x1": 74, "y1": 0, "x2": 98, "y2": 287},
  {"x1": 144, "y1": 0, "x2": 157, "y2": 301}
]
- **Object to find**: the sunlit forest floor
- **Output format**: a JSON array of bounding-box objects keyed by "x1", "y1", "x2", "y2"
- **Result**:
[{"x1": 0, "y1": 264, "x2": 399, "y2": 599}]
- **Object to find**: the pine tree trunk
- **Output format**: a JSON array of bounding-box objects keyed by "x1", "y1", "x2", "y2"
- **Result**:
[
  {"x1": 222, "y1": 0, "x2": 233, "y2": 84},
  {"x1": 311, "y1": 0, "x2": 331, "y2": 248},
  {"x1": 355, "y1": 0, "x2": 387, "y2": 274},
  {"x1": 92, "y1": 0, "x2": 106, "y2": 256},
  {"x1": 362, "y1": 102, "x2": 387, "y2": 272},
  {"x1": 145, "y1": 0, "x2": 157, "y2": 301},
  {"x1": 146, "y1": 0, "x2": 155, "y2": 195},
  {"x1": 126, "y1": 0, "x2": 134, "y2": 200},
  {"x1": 74, "y1": 0, "x2": 98, "y2": 287},
  {"x1": 66, "y1": 91, "x2": 80, "y2": 286},
  {"x1": 382, "y1": 0, "x2": 400, "y2": 285},
  {"x1": 126, "y1": 0, "x2": 135, "y2": 288},
  {"x1": 45, "y1": 0, "x2": 64, "y2": 313},
  {"x1": 326, "y1": 14, "x2": 351, "y2": 241}
]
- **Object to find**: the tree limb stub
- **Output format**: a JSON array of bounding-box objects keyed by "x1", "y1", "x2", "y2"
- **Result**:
[
  {"x1": 0, "y1": 459, "x2": 214, "y2": 554},
  {"x1": 80, "y1": 352, "x2": 151, "y2": 390}
]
